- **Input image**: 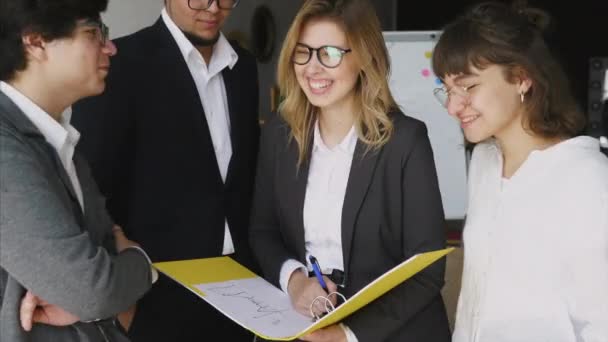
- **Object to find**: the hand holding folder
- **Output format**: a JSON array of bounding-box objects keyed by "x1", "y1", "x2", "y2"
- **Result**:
[{"x1": 153, "y1": 247, "x2": 454, "y2": 341}]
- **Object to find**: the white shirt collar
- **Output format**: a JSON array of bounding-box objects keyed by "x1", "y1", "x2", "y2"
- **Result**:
[
  {"x1": 312, "y1": 120, "x2": 358, "y2": 154},
  {"x1": 161, "y1": 8, "x2": 238, "y2": 73},
  {"x1": 0, "y1": 81, "x2": 79, "y2": 152},
  {"x1": 489, "y1": 136, "x2": 602, "y2": 158}
]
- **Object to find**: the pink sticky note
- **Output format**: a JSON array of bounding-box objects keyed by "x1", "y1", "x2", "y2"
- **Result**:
[{"x1": 421, "y1": 69, "x2": 431, "y2": 78}]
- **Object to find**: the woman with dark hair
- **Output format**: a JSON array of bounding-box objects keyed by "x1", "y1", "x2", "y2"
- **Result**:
[
  {"x1": 250, "y1": 0, "x2": 451, "y2": 341},
  {"x1": 432, "y1": 2, "x2": 608, "y2": 341}
]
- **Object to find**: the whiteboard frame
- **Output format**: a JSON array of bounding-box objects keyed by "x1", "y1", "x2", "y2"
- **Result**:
[{"x1": 383, "y1": 30, "x2": 469, "y2": 222}]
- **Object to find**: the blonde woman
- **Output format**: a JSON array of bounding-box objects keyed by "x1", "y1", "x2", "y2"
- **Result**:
[{"x1": 249, "y1": 0, "x2": 450, "y2": 341}]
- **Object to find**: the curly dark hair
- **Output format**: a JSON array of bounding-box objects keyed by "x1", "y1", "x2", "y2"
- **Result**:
[
  {"x1": 432, "y1": 1, "x2": 586, "y2": 139},
  {"x1": 0, "y1": 0, "x2": 109, "y2": 81}
]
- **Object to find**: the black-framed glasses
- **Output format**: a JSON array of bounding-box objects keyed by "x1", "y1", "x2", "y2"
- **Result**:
[
  {"x1": 433, "y1": 84, "x2": 477, "y2": 108},
  {"x1": 81, "y1": 20, "x2": 110, "y2": 46},
  {"x1": 188, "y1": 0, "x2": 240, "y2": 10},
  {"x1": 292, "y1": 43, "x2": 352, "y2": 68}
]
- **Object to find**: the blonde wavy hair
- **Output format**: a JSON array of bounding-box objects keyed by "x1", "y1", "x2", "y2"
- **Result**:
[{"x1": 277, "y1": 0, "x2": 398, "y2": 166}]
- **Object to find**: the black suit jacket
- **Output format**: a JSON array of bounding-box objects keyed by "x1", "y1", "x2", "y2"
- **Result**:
[
  {"x1": 250, "y1": 112, "x2": 451, "y2": 342},
  {"x1": 72, "y1": 18, "x2": 259, "y2": 341}
]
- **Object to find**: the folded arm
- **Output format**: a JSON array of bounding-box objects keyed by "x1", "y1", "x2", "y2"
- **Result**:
[{"x1": 0, "y1": 128, "x2": 152, "y2": 321}]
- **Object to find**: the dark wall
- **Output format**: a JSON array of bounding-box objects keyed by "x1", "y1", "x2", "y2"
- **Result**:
[
  {"x1": 372, "y1": 0, "x2": 397, "y2": 30},
  {"x1": 397, "y1": 0, "x2": 608, "y2": 115}
]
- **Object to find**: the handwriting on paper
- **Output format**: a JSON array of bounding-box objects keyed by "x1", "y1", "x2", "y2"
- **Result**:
[
  {"x1": 207, "y1": 283, "x2": 290, "y2": 320},
  {"x1": 194, "y1": 277, "x2": 314, "y2": 337}
]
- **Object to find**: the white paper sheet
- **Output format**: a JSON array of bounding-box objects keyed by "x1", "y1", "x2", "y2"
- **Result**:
[{"x1": 195, "y1": 277, "x2": 312, "y2": 338}]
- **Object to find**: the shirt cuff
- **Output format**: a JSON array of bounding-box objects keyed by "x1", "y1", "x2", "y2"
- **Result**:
[
  {"x1": 81, "y1": 318, "x2": 102, "y2": 323},
  {"x1": 124, "y1": 245, "x2": 159, "y2": 284},
  {"x1": 279, "y1": 259, "x2": 307, "y2": 293},
  {"x1": 82, "y1": 246, "x2": 156, "y2": 323},
  {"x1": 340, "y1": 323, "x2": 359, "y2": 342}
]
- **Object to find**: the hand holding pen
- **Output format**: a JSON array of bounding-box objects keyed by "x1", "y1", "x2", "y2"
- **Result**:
[
  {"x1": 286, "y1": 256, "x2": 338, "y2": 317},
  {"x1": 308, "y1": 255, "x2": 343, "y2": 318}
]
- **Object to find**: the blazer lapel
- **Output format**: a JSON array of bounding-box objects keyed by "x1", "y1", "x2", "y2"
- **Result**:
[
  {"x1": 293, "y1": 154, "x2": 310, "y2": 262},
  {"x1": 49, "y1": 147, "x2": 79, "y2": 208},
  {"x1": 280, "y1": 133, "x2": 312, "y2": 262},
  {"x1": 222, "y1": 66, "x2": 241, "y2": 151},
  {"x1": 222, "y1": 66, "x2": 240, "y2": 188},
  {"x1": 341, "y1": 141, "x2": 381, "y2": 281},
  {"x1": 0, "y1": 92, "x2": 85, "y2": 227},
  {"x1": 151, "y1": 18, "x2": 224, "y2": 186},
  {"x1": 152, "y1": 19, "x2": 207, "y2": 123},
  {"x1": 49, "y1": 148, "x2": 85, "y2": 227}
]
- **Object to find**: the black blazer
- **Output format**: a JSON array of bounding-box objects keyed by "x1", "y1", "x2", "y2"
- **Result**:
[
  {"x1": 250, "y1": 112, "x2": 451, "y2": 342},
  {"x1": 73, "y1": 17, "x2": 259, "y2": 263},
  {"x1": 72, "y1": 18, "x2": 259, "y2": 341}
]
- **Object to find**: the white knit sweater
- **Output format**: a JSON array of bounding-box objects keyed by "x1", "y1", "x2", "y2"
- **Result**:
[{"x1": 453, "y1": 137, "x2": 608, "y2": 342}]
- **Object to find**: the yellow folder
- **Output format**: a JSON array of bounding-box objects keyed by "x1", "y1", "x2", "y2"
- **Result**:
[{"x1": 153, "y1": 247, "x2": 453, "y2": 341}]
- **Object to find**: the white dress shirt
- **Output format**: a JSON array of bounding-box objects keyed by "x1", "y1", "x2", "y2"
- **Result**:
[
  {"x1": 162, "y1": 9, "x2": 237, "y2": 255},
  {"x1": 279, "y1": 121, "x2": 359, "y2": 342},
  {"x1": 453, "y1": 137, "x2": 608, "y2": 342}
]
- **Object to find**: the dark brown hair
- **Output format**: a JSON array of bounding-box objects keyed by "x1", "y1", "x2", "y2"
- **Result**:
[
  {"x1": 432, "y1": 1, "x2": 585, "y2": 138},
  {"x1": 0, "y1": 0, "x2": 108, "y2": 81}
]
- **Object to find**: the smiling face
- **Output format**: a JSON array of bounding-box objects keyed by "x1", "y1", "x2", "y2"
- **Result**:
[
  {"x1": 165, "y1": 0, "x2": 232, "y2": 46},
  {"x1": 442, "y1": 64, "x2": 531, "y2": 143},
  {"x1": 293, "y1": 18, "x2": 360, "y2": 115}
]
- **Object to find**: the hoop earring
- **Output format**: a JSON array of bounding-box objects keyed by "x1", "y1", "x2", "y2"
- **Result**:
[{"x1": 520, "y1": 92, "x2": 525, "y2": 103}]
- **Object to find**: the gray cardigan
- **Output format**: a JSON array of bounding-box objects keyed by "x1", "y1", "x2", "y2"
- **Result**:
[{"x1": 0, "y1": 91, "x2": 152, "y2": 341}]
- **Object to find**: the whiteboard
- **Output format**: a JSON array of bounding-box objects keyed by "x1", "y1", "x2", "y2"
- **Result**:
[{"x1": 383, "y1": 31, "x2": 468, "y2": 219}]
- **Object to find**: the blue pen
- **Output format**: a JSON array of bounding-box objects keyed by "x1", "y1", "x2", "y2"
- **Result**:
[{"x1": 308, "y1": 255, "x2": 328, "y2": 291}]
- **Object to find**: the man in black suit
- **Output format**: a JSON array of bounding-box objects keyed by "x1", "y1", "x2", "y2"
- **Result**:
[{"x1": 72, "y1": 0, "x2": 259, "y2": 340}]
